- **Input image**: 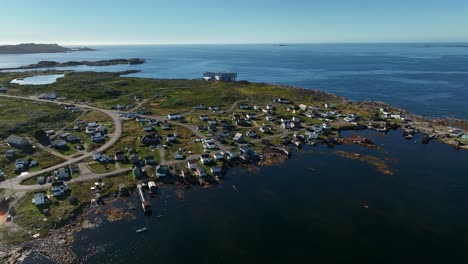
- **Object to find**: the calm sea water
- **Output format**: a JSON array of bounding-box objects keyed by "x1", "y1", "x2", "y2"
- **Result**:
[
  {"x1": 1, "y1": 43, "x2": 468, "y2": 118},
  {"x1": 23, "y1": 130, "x2": 468, "y2": 264}
]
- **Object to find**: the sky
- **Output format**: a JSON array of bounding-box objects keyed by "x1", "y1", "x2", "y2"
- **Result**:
[{"x1": 1, "y1": 0, "x2": 468, "y2": 45}]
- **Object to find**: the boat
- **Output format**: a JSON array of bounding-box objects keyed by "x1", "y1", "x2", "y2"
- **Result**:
[{"x1": 135, "y1": 227, "x2": 147, "y2": 233}]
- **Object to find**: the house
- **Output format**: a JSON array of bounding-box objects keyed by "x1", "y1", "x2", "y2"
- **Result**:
[
  {"x1": 276, "y1": 98, "x2": 291, "y2": 104},
  {"x1": 203, "y1": 72, "x2": 237, "y2": 82},
  {"x1": 38, "y1": 92, "x2": 57, "y2": 100},
  {"x1": 161, "y1": 123, "x2": 171, "y2": 130},
  {"x1": 37, "y1": 176, "x2": 46, "y2": 185},
  {"x1": 292, "y1": 117, "x2": 301, "y2": 123},
  {"x1": 321, "y1": 112, "x2": 331, "y2": 118},
  {"x1": 6, "y1": 135, "x2": 30, "y2": 148},
  {"x1": 233, "y1": 133, "x2": 244, "y2": 143},
  {"x1": 246, "y1": 114, "x2": 256, "y2": 120},
  {"x1": 167, "y1": 113, "x2": 182, "y2": 120},
  {"x1": 145, "y1": 156, "x2": 155, "y2": 165},
  {"x1": 150, "y1": 119, "x2": 159, "y2": 126},
  {"x1": 130, "y1": 153, "x2": 140, "y2": 164},
  {"x1": 133, "y1": 166, "x2": 142, "y2": 178},
  {"x1": 5, "y1": 149, "x2": 16, "y2": 158},
  {"x1": 344, "y1": 114, "x2": 357, "y2": 122},
  {"x1": 95, "y1": 125, "x2": 106, "y2": 133},
  {"x1": 193, "y1": 104, "x2": 206, "y2": 110},
  {"x1": 324, "y1": 103, "x2": 334, "y2": 109},
  {"x1": 174, "y1": 152, "x2": 184, "y2": 160},
  {"x1": 209, "y1": 106, "x2": 220, "y2": 111},
  {"x1": 0, "y1": 85, "x2": 7, "y2": 93},
  {"x1": 195, "y1": 167, "x2": 207, "y2": 177},
  {"x1": 66, "y1": 134, "x2": 81, "y2": 143},
  {"x1": 32, "y1": 192, "x2": 48, "y2": 206},
  {"x1": 246, "y1": 130, "x2": 257, "y2": 138},
  {"x1": 299, "y1": 104, "x2": 308, "y2": 111},
  {"x1": 240, "y1": 147, "x2": 252, "y2": 155},
  {"x1": 91, "y1": 134, "x2": 105, "y2": 142},
  {"x1": 266, "y1": 105, "x2": 274, "y2": 110},
  {"x1": 54, "y1": 167, "x2": 70, "y2": 181},
  {"x1": 156, "y1": 165, "x2": 169, "y2": 177},
  {"x1": 238, "y1": 103, "x2": 249, "y2": 110},
  {"x1": 236, "y1": 119, "x2": 251, "y2": 127},
  {"x1": 115, "y1": 151, "x2": 126, "y2": 162},
  {"x1": 15, "y1": 159, "x2": 28, "y2": 172},
  {"x1": 167, "y1": 134, "x2": 176, "y2": 142},
  {"x1": 281, "y1": 119, "x2": 292, "y2": 129},
  {"x1": 200, "y1": 154, "x2": 211, "y2": 164},
  {"x1": 51, "y1": 181, "x2": 68, "y2": 196},
  {"x1": 140, "y1": 134, "x2": 159, "y2": 146},
  {"x1": 143, "y1": 126, "x2": 153, "y2": 132},
  {"x1": 266, "y1": 116, "x2": 275, "y2": 121},
  {"x1": 212, "y1": 153, "x2": 224, "y2": 160},
  {"x1": 52, "y1": 140, "x2": 67, "y2": 148},
  {"x1": 93, "y1": 153, "x2": 102, "y2": 161},
  {"x1": 312, "y1": 124, "x2": 323, "y2": 133},
  {"x1": 254, "y1": 105, "x2": 261, "y2": 110},
  {"x1": 211, "y1": 167, "x2": 222, "y2": 174},
  {"x1": 322, "y1": 123, "x2": 332, "y2": 130},
  {"x1": 307, "y1": 132, "x2": 319, "y2": 140},
  {"x1": 199, "y1": 115, "x2": 209, "y2": 121},
  {"x1": 187, "y1": 161, "x2": 197, "y2": 170},
  {"x1": 260, "y1": 125, "x2": 273, "y2": 133},
  {"x1": 449, "y1": 128, "x2": 464, "y2": 137},
  {"x1": 226, "y1": 151, "x2": 238, "y2": 160},
  {"x1": 207, "y1": 119, "x2": 217, "y2": 126},
  {"x1": 220, "y1": 119, "x2": 233, "y2": 128},
  {"x1": 305, "y1": 111, "x2": 315, "y2": 118},
  {"x1": 45, "y1": 130, "x2": 55, "y2": 136},
  {"x1": 204, "y1": 140, "x2": 217, "y2": 149}
]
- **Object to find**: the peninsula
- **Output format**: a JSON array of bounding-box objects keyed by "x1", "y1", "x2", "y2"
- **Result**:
[
  {"x1": 0, "y1": 58, "x2": 145, "y2": 70},
  {"x1": 0, "y1": 69, "x2": 466, "y2": 262},
  {"x1": 0, "y1": 43, "x2": 94, "y2": 54}
]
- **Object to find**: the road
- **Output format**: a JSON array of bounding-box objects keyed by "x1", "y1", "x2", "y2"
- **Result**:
[
  {"x1": 0, "y1": 94, "x2": 292, "y2": 193},
  {"x1": 0, "y1": 94, "x2": 123, "y2": 191}
]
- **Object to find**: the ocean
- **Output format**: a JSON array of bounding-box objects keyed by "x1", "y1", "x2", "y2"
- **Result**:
[
  {"x1": 1, "y1": 43, "x2": 468, "y2": 118},
  {"x1": 24, "y1": 130, "x2": 468, "y2": 264}
]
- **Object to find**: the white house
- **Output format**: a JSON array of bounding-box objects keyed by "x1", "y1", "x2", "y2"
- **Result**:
[
  {"x1": 211, "y1": 167, "x2": 222, "y2": 174},
  {"x1": 324, "y1": 103, "x2": 334, "y2": 109},
  {"x1": 266, "y1": 105, "x2": 274, "y2": 110},
  {"x1": 307, "y1": 132, "x2": 319, "y2": 140},
  {"x1": 299, "y1": 104, "x2": 308, "y2": 111},
  {"x1": 266, "y1": 116, "x2": 275, "y2": 121},
  {"x1": 167, "y1": 134, "x2": 176, "y2": 142},
  {"x1": 167, "y1": 113, "x2": 182, "y2": 120},
  {"x1": 246, "y1": 114, "x2": 256, "y2": 120},
  {"x1": 233, "y1": 133, "x2": 244, "y2": 143},
  {"x1": 212, "y1": 153, "x2": 224, "y2": 160}
]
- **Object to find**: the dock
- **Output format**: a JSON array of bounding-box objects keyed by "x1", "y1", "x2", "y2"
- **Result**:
[{"x1": 137, "y1": 184, "x2": 152, "y2": 214}]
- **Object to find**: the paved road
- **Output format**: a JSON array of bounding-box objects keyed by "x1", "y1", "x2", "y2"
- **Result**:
[{"x1": 0, "y1": 94, "x2": 123, "y2": 190}]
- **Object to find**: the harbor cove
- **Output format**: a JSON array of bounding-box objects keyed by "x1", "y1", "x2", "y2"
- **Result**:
[{"x1": 23, "y1": 129, "x2": 468, "y2": 264}]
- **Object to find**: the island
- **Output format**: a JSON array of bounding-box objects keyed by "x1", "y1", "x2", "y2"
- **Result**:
[
  {"x1": 0, "y1": 58, "x2": 145, "y2": 70},
  {"x1": 0, "y1": 69, "x2": 466, "y2": 262},
  {"x1": 0, "y1": 43, "x2": 95, "y2": 54}
]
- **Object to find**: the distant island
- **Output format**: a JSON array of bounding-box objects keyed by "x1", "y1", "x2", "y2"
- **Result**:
[
  {"x1": 0, "y1": 43, "x2": 95, "y2": 54},
  {"x1": 0, "y1": 58, "x2": 145, "y2": 70}
]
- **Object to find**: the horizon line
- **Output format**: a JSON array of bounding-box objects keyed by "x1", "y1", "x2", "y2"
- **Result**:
[{"x1": 1, "y1": 41, "x2": 468, "y2": 46}]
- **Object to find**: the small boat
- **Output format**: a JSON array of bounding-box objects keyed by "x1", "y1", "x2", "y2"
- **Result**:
[
  {"x1": 156, "y1": 215, "x2": 163, "y2": 219},
  {"x1": 136, "y1": 227, "x2": 147, "y2": 233}
]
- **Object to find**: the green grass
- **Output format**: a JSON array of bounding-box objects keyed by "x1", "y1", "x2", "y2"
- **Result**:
[
  {"x1": 87, "y1": 162, "x2": 116, "y2": 173},
  {"x1": 0, "y1": 97, "x2": 79, "y2": 139}
]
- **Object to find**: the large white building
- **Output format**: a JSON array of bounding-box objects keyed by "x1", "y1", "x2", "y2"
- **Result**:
[{"x1": 203, "y1": 72, "x2": 237, "y2": 82}]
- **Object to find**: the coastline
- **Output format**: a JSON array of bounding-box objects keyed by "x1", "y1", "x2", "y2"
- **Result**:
[{"x1": 0, "y1": 70, "x2": 467, "y2": 263}]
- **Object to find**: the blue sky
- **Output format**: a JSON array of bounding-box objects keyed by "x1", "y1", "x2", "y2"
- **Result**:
[{"x1": 1, "y1": 0, "x2": 468, "y2": 44}]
